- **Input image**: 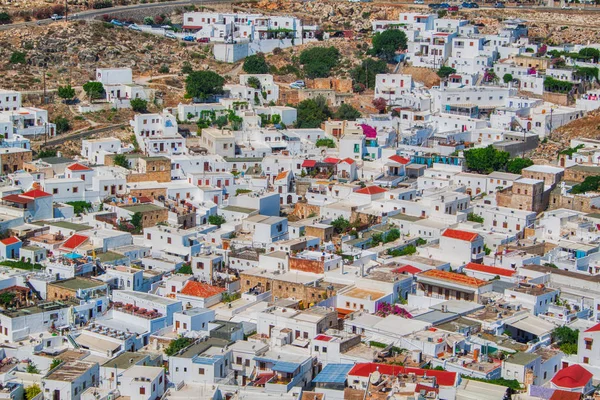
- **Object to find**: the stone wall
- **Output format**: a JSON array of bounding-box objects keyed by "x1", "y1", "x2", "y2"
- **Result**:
[
  {"x1": 240, "y1": 273, "x2": 335, "y2": 306},
  {"x1": 291, "y1": 202, "x2": 321, "y2": 219},
  {"x1": 128, "y1": 187, "x2": 167, "y2": 200},
  {"x1": 289, "y1": 256, "x2": 324, "y2": 274},
  {"x1": 0, "y1": 150, "x2": 32, "y2": 174},
  {"x1": 548, "y1": 189, "x2": 599, "y2": 214}
]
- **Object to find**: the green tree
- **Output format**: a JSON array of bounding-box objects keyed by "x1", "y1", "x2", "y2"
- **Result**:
[
  {"x1": 299, "y1": 46, "x2": 341, "y2": 78},
  {"x1": 351, "y1": 58, "x2": 388, "y2": 89},
  {"x1": 165, "y1": 337, "x2": 193, "y2": 356},
  {"x1": 25, "y1": 385, "x2": 41, "y2": 400},
  {"x1": 131, "y1": 212, "x2": 142, "y2": 232},
  {"x1": 0, "y1": 292, "x2": 14, "y2": 306},
  {"x1": 331, "y1": 216, "x2": 350, "y2": 234},
  {"x1": 246, "y1": 76, "x2": 262, "y2": 89},
  {"x1": 463, "y1": 145, "x2": 510, "y2": 174},
  {"x1": 0, "y1": 12, "x2": 12, "y2": 25},
  {"x1": 334, "y1": 104, "x2": 361, "y2": 121},
  {"x1": 57, "y1": 85, "x2": 76, "y2": 103},
  {"x1": 113, "y1": 154, "x2": 129, "y2": 169},
  {"x1": 186, "y1": 71, "x2": 225, "y2": 101},
  {"x1": 143, "y1": 16, "x2": 154, "y2": 25},
  {"x1": 507, "y1": 158, "x2": 534, "y2": 174},
  {"x1": 53, "y1": 116, "x2": 70, "y2": 134},
  {"x1": 316, "y1": 138, "x2": 336, "y2": 148},
  {"x1": 178, "y1": 264, "x2": 193, "y2": 274},
  {"x1": 295, "y1": 96, "x2": 332, "y2": 128},
  {"x1": 467, "y1": 213, "x2": 484, "y2": 223},
  {"x1": 503, "y1": 73, "x2": 514, "y2": 84},
  {"x1": 579, "y1": 47, "x2": 600, "y2": 63},
  {"x1": 82, "y1": 81, "x2": 104, "y2": 102},
  {"x1": 66, "y1": 201, "x2": 92, "y2": 214},
  {"x1": 214, "y1": 115, "x2": 228, "y2": 129},
  {"x1": 158, "y1": 65, "x2": 170, "y2": 74},
  {"x1": 50, "y1": 359, "x2": 62, "y2": 370},
  {"x1": 26, "y1": 362, "x2": 40, "y2": 374},
  {"x1": 243, "y1": 53, "x2": 269, "y2": 74},
  {"x1": 208, "y1": 214, "x2": 226, "y2": 227},
  {"x1": 370, "y1": 30, "x2": 408, "y2": 63},
  {"x1": 181, "y1": 61, "x2": 193, "y2": 74},
  {"x1": 437, "y1": 66, "x2": 456, "y2": 79},
  {"x1": 130, "y1": 98, "x2": 148, "y2": 113},
  {"x1": 572, "y1": 176, "x2": 600, "y2": 194},
  {"x1": 9, "y1": 51, "x2": 26, "y2": 64}
]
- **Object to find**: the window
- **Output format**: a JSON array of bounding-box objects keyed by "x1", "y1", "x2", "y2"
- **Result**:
[
  {"x1": 73, "y1": 186, "x2": 78, "y2": 193},
  {"x1": 314, "y1": 345, "x2": 319, "y2": 352},
  {"x1": 140, "y1": 387, "x2": 146, "y2": 395},
  {"x1": 585, "y1": 339, "x2": 593, "y2": 350},
  {"x1": 245, "y1": 359, "x2": 250, "y2": 367},
  {"x1": 199, "y1": 368, "x2": 205, "y2": 375},
  {"x1": 584, "y1": 357, "x2": 590, "y2": 364},
  {"x1": 147, "y1": 233, "x2": 151, "y2": 240},
  {"x1": 322, "y1": 347, "x2": 327, "y2": 353},
  {"x1": 53, "y1": 188, "x2": 58, "y2": 194}
]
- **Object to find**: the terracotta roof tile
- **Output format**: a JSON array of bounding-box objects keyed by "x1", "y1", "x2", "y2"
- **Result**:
[
  {"x1": 442, "y1": 228, "x2": 479, "y2": 242},
  {"x1": 551, "y1": 365, "x2": 592, "y2": 389},
  {"x1": 67, "y1": 163, "x2": 92, "y2": 171},
  {"x1": 464, "y1": 263, "x2": 516, "y2": 277},
  {"x1": 60, "y1": 234, "x2": 89, "y2": 251},
  {"x1": 418, "y1": 269, "x2": 490, "y2": 288},
  {"x1": 180, "y1": 281, "x2": 225, "y2": 298},
  {"x1": 355, "y1": 186, "x2": 388, "y2": 195},
  {"x1": 0, "y1": 237, "x2": 20, "y2": 246}
]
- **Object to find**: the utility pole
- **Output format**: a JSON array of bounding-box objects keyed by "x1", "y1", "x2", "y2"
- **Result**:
[
  {"x1": 65, "y1": 0, "x2": 68, "y2": 22},
  {"x1": 42, "y1": 65, "x2": 47, "y2": 105}
]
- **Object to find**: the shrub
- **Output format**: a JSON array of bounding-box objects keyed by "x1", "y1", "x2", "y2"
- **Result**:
[
  {"x1": 54, "y1": 116, "x2": 71, "y2": 134},
  {"x1": 467, "y1": 213, "x2": 484, "y2": 223},
  {"x1": 316, "y1": 138, "x2": 336, "y2": 148},
  {"x1": 208, "y1": 214, "x2": 226, "y2": 227},
  {"x1": 113, "y1": 154, "x2": 129, "y2": 169},
  {"x1": 299, "y1": 46, "x2": 340, "y2": 78},
  {"x1": 158, "y1": 65, "x2": 170, "y2": 74},
  {"x1": 9, "y1": 51, "x2": 26, "y2": 64},
  {"x1": 130, "y1": 98, "x2": 148, "y2": 112},
  {"x1": 164, "y1": 337, "x2": 193, "y2": 356},
  {"x1": 243, "y1": 53, "x2": 269, "y2": 74},
  {"x1": 369, "y1": 29, "x2": 408, "y2": 63}
]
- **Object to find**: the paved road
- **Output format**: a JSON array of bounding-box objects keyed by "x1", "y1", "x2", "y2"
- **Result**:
[
  {"x1": 0, "y1": 0, "x2": 232, "y2": 31},
  {"x1": 42, "y1": 124, "x2": 126, "y2": 147}
]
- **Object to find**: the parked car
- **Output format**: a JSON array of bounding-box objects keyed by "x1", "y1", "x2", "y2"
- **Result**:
[
  {"x1": 561, "y1": 4, "x2": 572, "y2": 8},
  {"x1": 414, "y1": 0, "x2": 425, "y2": 4},
  {"x1": 110, "y1": 19, "x2": 123, "y2": 26},
  {"x1": 494, "y1": 2, "x2": 505, "y2": 7},
  {"x1": 50, "y1": 14, "x2": 64, "y2": 20},
  {"x1": 428, "y1": 3, "x2": 441, "y2": 8},
  {"x1": 129, "y1": 24, "x2": 141, "y2": 31},
  {"x1": 439, "y1": 3, "x2": 450, "y2": 8},
  {"x1": 197, "y1": 37, "x2": 210, "y2": 43},
  {"x1": 165, "y1": 31, "x2": 177, "y2": 39},
  {"x1": 448, "y1": 5, "x2": 459, "y2": 11},
  {"x1": 182, "y1": 35, "x2": 195, "y2": 42},
  {"x1": 470, "y1": 2, "x2": 479, "y2": 7},
  {"x1": 289, "y1": 80, "x2": 305, "y2": 89}
]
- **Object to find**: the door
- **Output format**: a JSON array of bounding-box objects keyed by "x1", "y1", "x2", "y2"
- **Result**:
[
  {"x1": 53, "y1": 390, "x2": 60, "y2": 400},
  {"x1": 176, "y1": 321, "x2": 180, "y2": 329}
]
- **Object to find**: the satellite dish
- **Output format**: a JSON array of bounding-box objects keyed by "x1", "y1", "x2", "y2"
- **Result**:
[{"x1": 370, "y1": 371, "x2": 381, "y2": 384}]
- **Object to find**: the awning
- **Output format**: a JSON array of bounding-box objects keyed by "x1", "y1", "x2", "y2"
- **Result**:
[
  {"x1": 75, "y1": 333, "x2": 122, "y2": 354},
  {"x1": 272, "y1": 361, "x2": 300, "y2": 373},
  {"x1": 302, "y1": 160, "x2": 316, "y2": 168}
]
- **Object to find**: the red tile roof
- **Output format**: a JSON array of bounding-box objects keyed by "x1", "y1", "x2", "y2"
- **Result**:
[
  {"x1": 389, "y1": 155, "x2": 410, "y2": 164},
  {"x1": 323, "y1": 157, "x2": 340, "y2": 164},
  {"x1": 442, "y1": 228, "x2": 479, "y2": 242},
  {"x1": 464, "y1": 263, "x2": 516, "y2": 277},
  {"x1": 550, "y1": 391, "x2": 581, "y2": 400},
  {"x1": 302, "y1": 160, "x2": 316, "y2": 168},
  {"x1": 585, "y1": 323, "x2": 600, "y2": 333},
  {"x1": 348, "y1": 363, "x2": 457, "y2": 387},
  {"x1": 180, "y1": 281, "x2": 225, "y2": 298},
  {"x1": 22, "y1": 189, "x2": 52, "y2": 199},
  {"x1": 0, "y1": 237, "x2": 20, "y2": 246},
  {"x1": 314, "y1": 334, "x2": 333, "y2": 342},
  {"x1": 551, "y1": 365, "x2": 592, "y2": 389},
  {"x1": 355, "y1": 186, "x2": 388, "y2": 195},
  {"x1": 392, "y1": 265, "x2": 422, "y2": 275},
  {"x1": 1, "y1": 194, "x2": 32, "y2": 204},
  {"x1": 275, "y1": 170, "x2": 289, "y2": 181},
  {"x1": 67, "y1": 163, "x2": 92, "y2": 171},
  {"x1": 418, "y1": 269, "x2": 490, "y2": 288},
  {"x1": 60, "y1": 234, "x2": 89, "y2": 251},
  {"x1": 340, "y1": 158, "x2": 355, "y2": 165}
]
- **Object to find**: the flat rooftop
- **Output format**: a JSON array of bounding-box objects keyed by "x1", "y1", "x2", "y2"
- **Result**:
[
  {"x1": 120, "y1": 204, "x2": 165, "y2": 213},
  {"x1": 101, "y1": 352, "x2": 147, "y2": 369},
  {"x1": 50, "y1": 277, "x2": 105, "y2": 291},
  {"x1": 343, "y1": 287, "x2": 386, "y2": 300},
  {"x1": 45, "y1": 360, "x2": 96, "y2": 381}
]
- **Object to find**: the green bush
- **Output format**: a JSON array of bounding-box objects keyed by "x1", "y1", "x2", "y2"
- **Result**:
[
  {"x1": 467, "y1": 213, "x2": 484, "y2": 223},
  {"x1": 130, "y1": 98, "x2": 148, "y2": 113},
  {"x1": 299, "y1": 46, "x2": 340, "y2": 78},
  {"x1": 295, "y1": 96, "x2": 331, "y2": 128},
  {"x1": 66, "y1": 201, "x2": 92, "y2": 214},
  {"x1": 10, "y1": 51, "x2": 26, "y2": 64},
  {"x1": 316, "y1": 138, "x2": 336, "y2": 148},
  {"x1": 54, "y1": 116, "x2": 71, "y2": 134},
  {"x1": 243, "y1": 53, "x2": 269, "y2": 74},
  {"x1": 165, "y1": 337, "x2": 193, "y2": 356},
  {"x1": 208, "y1": 214, "x2": 226, "y2": 227},
  {"x1": 370, "y1": 30, "x2": 407, "y2": 62}
]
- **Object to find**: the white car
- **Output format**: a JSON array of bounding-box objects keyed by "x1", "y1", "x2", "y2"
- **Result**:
[
  {"x1": 289, "y1": 80, "x2": 306, "y2": 89},
  {"x1": 561, "y1": 4, "x2": 572, "y2": 8},
  {"x1": 414, "y1": 0, "x2": 425, "y2": 4},
  {"x1": 164, "y1": 31, "x2": 176, "y2": 39}
]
